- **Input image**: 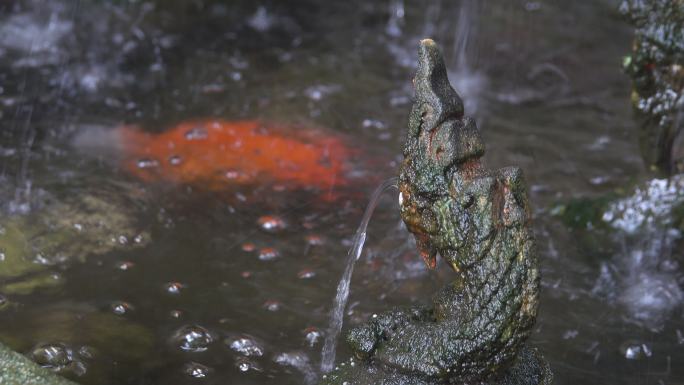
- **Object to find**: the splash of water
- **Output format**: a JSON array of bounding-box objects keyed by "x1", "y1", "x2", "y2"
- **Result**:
[
  {"x1": 448, "y1": 0, "x2": 485, "y2": 115},
  {"x1": 320, "y1": 177, "x2": 398, "y2": 373},
  {"x1": 596, "y1": 175, "x2": 684, "y2": 331}
]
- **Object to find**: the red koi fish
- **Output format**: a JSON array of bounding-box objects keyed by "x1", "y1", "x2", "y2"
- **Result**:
[{"x1": 117, "y1": 119, "x2": 353, "y2": 196}]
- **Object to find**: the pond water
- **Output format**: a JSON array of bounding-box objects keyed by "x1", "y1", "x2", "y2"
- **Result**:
[{"x1": 0, "y1": 1, "x2": 682, "y2": 384}]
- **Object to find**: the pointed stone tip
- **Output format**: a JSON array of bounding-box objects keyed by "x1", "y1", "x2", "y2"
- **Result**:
[
  {"x1": 416, "y1": 39, "x2": 442, "y2": 75},
  {"x1": 411, "y1": 39, "x2": 464, "y2": 125},
  {"x1": 419, "y1": 38, "x2": 435, "y2": 47}
]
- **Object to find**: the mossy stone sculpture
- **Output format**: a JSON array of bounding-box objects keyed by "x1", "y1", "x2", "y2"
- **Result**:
[{"x1": 321, "y1": 39, "x2": 551, "y2": 385}]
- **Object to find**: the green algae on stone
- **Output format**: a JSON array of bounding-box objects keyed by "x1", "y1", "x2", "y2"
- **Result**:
[
  {"x1": 0, "y1": 303, "x2": 154, "y2": 383},
  {"x1": 0, "y1": 191, "x2": 149, "y2": 294},
  {"x1": 621, "y1": 0, "x2": 684, "y2": 175},
  {"x1": 0, "y1": 304, "x2": 154, "y2": 362},
  {"x1": 322, "y1": 39, "x2": 551, "y2": 385}
]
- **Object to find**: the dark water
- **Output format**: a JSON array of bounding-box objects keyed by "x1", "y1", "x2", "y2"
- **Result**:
[{"x1": 0, "y1": 1, "x2": 682, "y2": 384}]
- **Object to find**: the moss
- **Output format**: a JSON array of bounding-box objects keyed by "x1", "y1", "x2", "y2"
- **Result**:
[
  {"x1": 551, "y1": 193, "x2": 618, "y2": 230},
  {"x1": 0, "y1": 192, "x2": 148, "y2": 295}
]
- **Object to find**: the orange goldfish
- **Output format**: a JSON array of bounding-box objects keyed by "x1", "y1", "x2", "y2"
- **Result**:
[{"x1": 117, "y1": 119, "x2": 353, "y2": 196}]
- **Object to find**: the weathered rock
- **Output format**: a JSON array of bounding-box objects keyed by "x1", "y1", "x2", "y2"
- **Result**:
[
  {"x1": 621, "y1": 0, "x2": 684, "y2": 175},
  {"x1": 322, "y1": 40, "x2": 550, "y2": 384}
]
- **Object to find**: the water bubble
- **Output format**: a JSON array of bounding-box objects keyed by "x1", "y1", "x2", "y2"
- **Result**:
[
  {"x1": 228, "y1": 337, "x2": 264, "y2": 357},
  {"x1": 258, "y1": 247, "x2": 280, "y2": 261},
  {"x1": 164, "y1": 282, "x2": 186, "y2": 295},
  {"x1": 305, "y1": 234, "x2": 324, "y2": 245},
  {"x1": 185, "y1": 127, "x2": 208, "y2": 140},
  {"x1": 297, "y1": 268, "x2": 316, "y2": 279},
  {"x1": 303, "y1": 327, "x2": 322, "y2": 347},
  {"x1": 257, "y1": 215, "x2": 286, "y2": 232},
  {"x1": 30, "y1": 343, "x2": 72, "y2": 369},
  {"x1": 172, "y1": 325, "x2": 214, "y2": 352},
  {"x1": 235, "y1": 357, "x2": 261, "y2": 372},
  {"x1": 241, "y1": 243, "x2": 256, "y2": 252},
  {"x1": 620, "y1": 341, "x2": 652, "y2": 360},
  {"x1": 170, "y1": 310, "x2": 183, "y2": 318},
  {"x1": 183, "y1": 362, "x2": 212, "y2": 378},
  {"x1": 240, "y1": 271, "x2": 252, "y2": 279},
  {"x1": 137, "y1": 158, "x2": 159, "y2": 169},
  {"x1": 169, "y1": 155, "x2": 182, "y2": 166},
  {"x1": 78, "y1": 346, "x2": 95, "y2": 360},
  {"x1": 115, "y1": 261, "x2": 135, "y2": 271},
  {"x1": 111, "y1": 301, "x2": 134, "y2": 315},
  {"x1": 262, "y1": 300, "x2": 281, "y2": 312}
]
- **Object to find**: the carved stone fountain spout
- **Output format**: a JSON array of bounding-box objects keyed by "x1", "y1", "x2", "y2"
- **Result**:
[{"x1": 321, "y1": 39, "x2": 552, "y2": 385}]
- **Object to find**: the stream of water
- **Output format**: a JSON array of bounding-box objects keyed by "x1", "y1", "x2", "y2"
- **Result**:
[{"x1": 320, "y1": 177, "x2": 398, "y2": 373}]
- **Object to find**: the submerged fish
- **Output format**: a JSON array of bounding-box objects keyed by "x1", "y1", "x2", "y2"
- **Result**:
[{"x1": 116, "y1": 119, "x2": 353, "y2": 195}]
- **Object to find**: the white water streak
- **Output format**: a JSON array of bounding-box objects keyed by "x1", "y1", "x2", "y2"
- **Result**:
[{"x1": 320, "y1": 177, "x2": 398, "y2": 373}]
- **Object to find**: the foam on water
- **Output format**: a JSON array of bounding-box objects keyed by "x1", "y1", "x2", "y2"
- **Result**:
[
  {"x1": 596, "y1": 175, "x2": 684, "y2": 331},
  {"x1": 603, "y1": 174, "x2": 684, "y2": 233}
]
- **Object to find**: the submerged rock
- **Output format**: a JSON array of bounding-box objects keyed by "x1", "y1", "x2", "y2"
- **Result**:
[
  {"x1": 322, "y1": 40, "x2": 551, "y2": 385},
  {"x1": 0, "y1": 303, "x2": 153, "y2": 382},
  {"x1": 621, "y1": 0, "x2": 684, "y2": 175},
  {"x1": 0, "y1": 190, "x2": 149, "y2": 294}
]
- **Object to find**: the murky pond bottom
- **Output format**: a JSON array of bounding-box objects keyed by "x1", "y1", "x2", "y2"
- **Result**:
[{"x1": 1, "y1": 1, "x2": 683, "y2": 384}]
